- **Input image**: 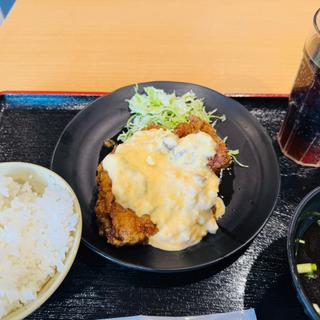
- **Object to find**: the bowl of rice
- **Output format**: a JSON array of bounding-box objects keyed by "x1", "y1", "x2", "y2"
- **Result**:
[{"x1": 0, "y1": 162, "x2": 82, "y2": 320}]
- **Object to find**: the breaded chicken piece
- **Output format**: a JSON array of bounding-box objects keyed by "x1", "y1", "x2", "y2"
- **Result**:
[
  {"x1": 95, "y1": 116, "x2": 230, "y2": 247},
  {"x1": 174, "y1": 116, "x2": 231, "y2": 173},
  {"x1": 145, "y1": 116, "x2": 230, "y2": 173},
  {"x1": 95, "y1": 165, "x2": 157, "y2": 246}
]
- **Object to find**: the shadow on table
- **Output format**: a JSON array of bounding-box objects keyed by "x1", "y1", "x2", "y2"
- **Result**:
[
  {"x1": 29, "y1": 236, "x2": 248, "y2": 319},
  {"x1": 78, "y1": 242, "x2": 247, "y2": 287},
  {"x1": 244, "y1": 237, "x2": 308, "y2": 320}
]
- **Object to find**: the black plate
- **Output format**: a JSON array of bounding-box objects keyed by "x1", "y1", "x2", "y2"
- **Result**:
[{"x1": 51, "y1": 81, "x2": 280, "y2": 272}]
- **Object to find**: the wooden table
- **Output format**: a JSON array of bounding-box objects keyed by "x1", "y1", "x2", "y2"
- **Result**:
[
  {"x1": 0, "y1": 0, "x2": 319, "y2": 95},
  {"x1": 0, "y1": 3, "x2": 319, "y2": 319}
]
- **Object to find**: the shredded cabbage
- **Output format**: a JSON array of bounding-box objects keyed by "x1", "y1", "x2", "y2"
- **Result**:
[
  {"x1": 117, "y1": 86, "x2": 247, "y2": 168},
  {"x1": 118, "y1": 86, "x2": 225, "y2": 142}
]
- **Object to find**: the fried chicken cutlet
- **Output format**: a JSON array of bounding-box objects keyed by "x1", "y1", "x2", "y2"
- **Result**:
[
  {"x1": 174, "y1": 116, "x2": 231, "y2": 174},
  {"x1": 95, "y1": 116, "x2": 231, "y2": 247},
  {"x1": 95, "y1": 164, "x2": 158, "y2": 246}
]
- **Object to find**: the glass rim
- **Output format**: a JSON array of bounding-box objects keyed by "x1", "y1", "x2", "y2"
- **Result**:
[{"x1": 313, "y1": 8, "x2": 320, "y2": 35}]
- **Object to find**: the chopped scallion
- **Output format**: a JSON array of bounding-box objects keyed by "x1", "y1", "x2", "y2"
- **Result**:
[
  {"x1": 228, "y1": 150, "x2": 249, "y2": 168},
  {"x1": 306, "y1": 272, "x2": 318, "y2": 279},
  {"x1": 313, "y1": 303, "x2": 320, "y2": 315},
  {"x1": 297, "y1": 263, "x2": 317, "y2": 274}
]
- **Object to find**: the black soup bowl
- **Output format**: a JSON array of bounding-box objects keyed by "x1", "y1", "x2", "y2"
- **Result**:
[{"x1": 288, "y1": 186, "x2": 320, "y2": 320}]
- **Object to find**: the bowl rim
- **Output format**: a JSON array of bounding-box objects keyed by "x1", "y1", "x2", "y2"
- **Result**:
[
  {"x1": 0, "y1": 161, "x2": 82, "y2": 320},
  {"x1": 287, "y1": 186, "x2": 320, "y2": 320}
]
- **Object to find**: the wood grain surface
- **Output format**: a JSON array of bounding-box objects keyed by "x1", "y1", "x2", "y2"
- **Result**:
[{"x1": 0, "y1": 1, "x2": 319, "y2": 95}]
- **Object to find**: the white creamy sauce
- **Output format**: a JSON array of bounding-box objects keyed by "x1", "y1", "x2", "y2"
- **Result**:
[{"x1": 102, "y1": 129, "x2": 225, "y2": 251}]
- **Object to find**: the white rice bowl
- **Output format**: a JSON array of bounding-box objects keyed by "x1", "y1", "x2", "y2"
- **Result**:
[{"x1": 0, "y1": 162, "x2": 82, "y2": 320}]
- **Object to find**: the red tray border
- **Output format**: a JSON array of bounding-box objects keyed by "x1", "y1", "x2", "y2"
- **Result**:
[{"x1": 0, "y1": 90, "x2": 289, "y2": 98}]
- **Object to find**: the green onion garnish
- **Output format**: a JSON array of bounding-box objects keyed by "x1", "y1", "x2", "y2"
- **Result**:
[
  {"x1": 306, "y1": 272, "x2": 318, "y2": 279},
  {"x1": 228, "y1": 150, "x2": 249, "y2": 168},
  {"x1": 313, "y1": 303, "x2": 320, "y2": 315},
  {"x1": 297, "y1": 263, "x2": 317, "y2": 274}
]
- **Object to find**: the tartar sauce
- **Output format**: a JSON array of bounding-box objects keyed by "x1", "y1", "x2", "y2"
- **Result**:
[{"x1": 102, "y1": 129, "x2": 225, "y2": 251}]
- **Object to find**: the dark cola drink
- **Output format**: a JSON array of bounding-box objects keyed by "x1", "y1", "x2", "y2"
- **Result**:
[
  {"x1": 278, "y1": 54, "x2": 320, "y2": 166},
  {"x1": 278, "y1": 24, "x2": 320, "y2": 167}
]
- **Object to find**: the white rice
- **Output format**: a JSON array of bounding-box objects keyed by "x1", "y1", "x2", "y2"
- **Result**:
[{"x1": 0, "y1": 175, "x2": 78, "y2": 319}]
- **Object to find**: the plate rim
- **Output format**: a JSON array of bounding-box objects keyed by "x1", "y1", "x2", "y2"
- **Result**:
[{"x1": 51, "y1": 80, "x2": 281, "y2": 273}]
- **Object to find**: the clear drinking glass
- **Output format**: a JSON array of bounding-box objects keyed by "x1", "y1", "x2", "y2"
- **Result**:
[{"x1": 278, "y1": 8, "x2": 320, "y2": 167}]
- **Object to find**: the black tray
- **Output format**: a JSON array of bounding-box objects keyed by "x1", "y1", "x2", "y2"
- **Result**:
[{"x1": 0, "y1": 93, "x2": 315, "y2": 320}]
